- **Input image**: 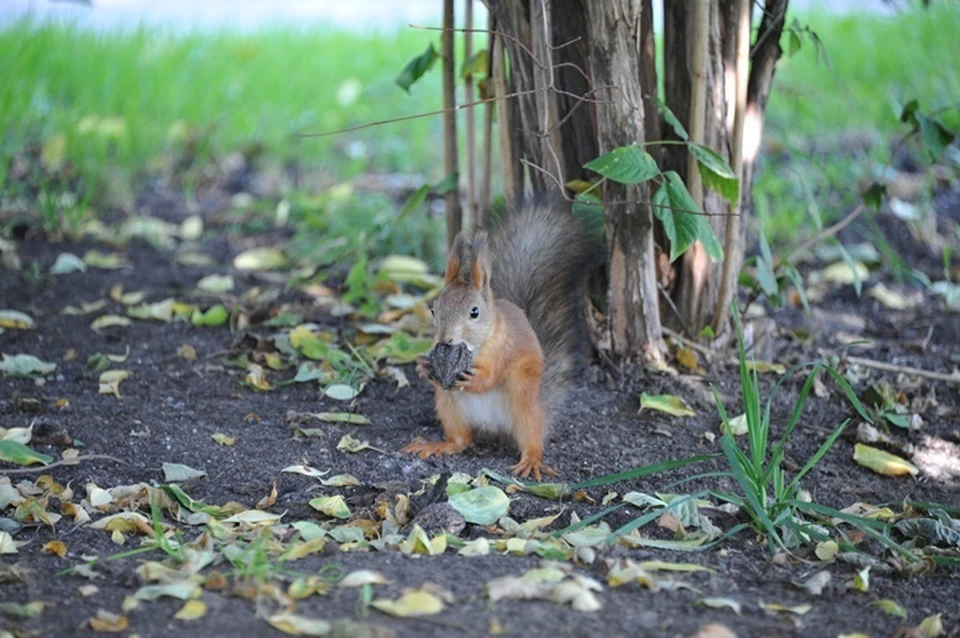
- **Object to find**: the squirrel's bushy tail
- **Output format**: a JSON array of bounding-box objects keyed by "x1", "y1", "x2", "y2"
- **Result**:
[{"x1": 485, "y1": 199, "x2": 601, "y2": 423}]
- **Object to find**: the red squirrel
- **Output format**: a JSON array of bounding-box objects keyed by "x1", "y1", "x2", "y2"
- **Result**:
[{"x1": 403, "y1": 201, "x2": 598, "y2": 480}]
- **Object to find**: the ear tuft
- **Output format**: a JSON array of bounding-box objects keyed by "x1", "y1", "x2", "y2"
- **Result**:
[
  {"x1": 444, "y1": 233, "x2": 468, "y2": 284},
  {"x1": 470, "y1": 232, "x2": 490, "y2": 291}
]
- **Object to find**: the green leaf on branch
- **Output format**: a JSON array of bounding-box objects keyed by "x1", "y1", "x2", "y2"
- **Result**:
[
  {"x1": 655, "y1": 96, "x2": 689, "y2": 141},
  {"x1": 460, "y1": 49, "x2": 488, "y2": 80},
  {"x1": 916, "y1": 112, "x2": 955, "y2": 161},
  {"x1": 585, "y1": 145, "x2": 659, "y2": 184},
  {"x1": 689, "y1": 143, "x2": 739, "y2": 206},
  {"x1": 655, "y1": 172, "x2": 724, "y2": 263},
  {"x1": 862, "y1": 182, "x2": 887, "y2": 210},
  {"x1": 396, "y1": 43, "x2": 439, "y2": 93}
]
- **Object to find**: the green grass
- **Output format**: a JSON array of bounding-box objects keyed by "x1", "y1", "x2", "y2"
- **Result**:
[
  {"x1": 0, "y1": 19, "x2": 446, "y2": 195},
  {"x1": 2, "y1": 4, "x2": 958, "y2": 252},
  {"x1": 758, "y1": 2, "x2": 960, "y2": 243}
]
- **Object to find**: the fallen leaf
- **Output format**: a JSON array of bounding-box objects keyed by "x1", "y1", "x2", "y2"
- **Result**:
[
  {"x1": 0, "y1": 354, "x2": 56, "y2": 378},
  {"x1": 88, "y1": 609, "x2": 129, "y2": 632},
  {"x1": 339, "y1": 570, "x2": 389, "y2": 588},
  {"x1": 174, "y1": 599, "x2": 207, "y2": 621},
  {"x1": 0, "y1": 440, "x2": 53, "y2": 466},
  {"x1": 868, "y1": 599, "x2": 908, "y2": 619},
  {"x1": 284, "y1": 538, "x2": 328, "y2": 560},
  {"x1": 639, "y1": 392, "x2": 696, "y2": 417},
  {"x1": 212, "y1": 433, "x2": 235, "y2": 446},
  {"x1": 133, "y1": 581, "x2": 200, "y2": 602},
  {"x1": 50, "y1": 252, "x2": 86, "y2": 274},
  {"x1": 372, "y1": 590, "x2": 444, "y2": 617},
  {"x1": 320, "y1": 474, "x2": 361, "y2": 487},
  {"x1": 0, "y1": 531, "x2": 22, "y2": 554},
  {"x1": 84, "y1": 250, "x2": 131, "y2": 270},
  {"x1": 234, "y1": 247, "x2": 287, "y2": 271},
  {"x1": 98, "y1": 370, "x2": 131, "y2": 397},
  {"x1": 162, "y1": 462, "x2": 207, "y2": 482},
  {"x1": 337, "y1": 434, "x2": 380, "y2": 454},
  {"x1": 244, "y1": 364, "x2": 273, "y2": 392},
  {"x1": 0, "y1": 601, "x2": 44, "y2": 618},
  {"x1": 178, "y1": 344, "x2": 198, "y2": 360},
  {"x1": 90, "y1": 315, "x2": 132, "y2": 331},
  {"x1": 758, "y1": 601, "x2": 812, "y2": 615},
  {"x1": 846, "y1": 566, "x2": 870, "y2": 593},
  {"x1": 191, "y1": 304, "x2": 229, "y2": 327},
  {"x1": 109, "y1": 285, "x2": 146, "y2": 306},
  {"x1": 324, "y1": 384, "x2": 359, "y2": 401},
  {"x1": 197, "y1": 274, "x2": 235, "y2": 293},
  {"x1": 918, "y1": 614, "x2": 944, "y2": 637},
  {"x1": 821, "y1": 260, "x2": 869, "y2": 285},
  {"x1": 745, "y1": 360, "x2": 786, "y2": 374},
  {"x1": 266, "y1": 612, "x2": 332, "y2": 636},
  {"x1": 0, "y1": 310, "x2": 34, "y2": 330},
  {"x1": 127, "y1": 298, "x2": 176, "y2": 322},
  {"x1": 179, "y1": 216, "x2": 204, "y2": 241},
  {"x1": 815, "y1": 540, "x2": 839, "y2": 561},
  {"x1": 448, "y1": 486, "x2": 510, "y2": 525},
  {"x1": 853, "y1": 443, "x2": 919, "y2": 477},
  {"x1": 794, "y1": 570, "x2": 831, "y2": 596},
  {"x1": 309, "y1": 495, "x2": 351, "y2": 519},
  {"x1": 695, "y1": 598, "x2": 742, "y2": 615},
  {"x1": 42, "y1": 540, "x2": 67, "y2": 557},
  {"x1": 867, "y1": 283, "x2": 914, "y2": 310}
]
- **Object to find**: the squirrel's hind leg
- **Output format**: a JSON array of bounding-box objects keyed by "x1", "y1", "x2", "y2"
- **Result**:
[
  {"x1": 506, "y1": 379, "x2": 556, "y2": 481},
  {"x1": 402, "y1": 391, "x2": 474, "y2": 459}
]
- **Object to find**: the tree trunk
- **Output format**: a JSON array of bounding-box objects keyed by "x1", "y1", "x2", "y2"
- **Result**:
[
  {"x1": 442, "y1": 0, "x2": 462, "y2": 248},
  {"x1": 479, "y1": 0, "x2": 786, "y2": 356}
]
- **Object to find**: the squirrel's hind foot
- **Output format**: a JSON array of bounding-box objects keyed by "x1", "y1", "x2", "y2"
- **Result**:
[
  {"x1": 511, "y1": 453, "x2": 557, "y2": 482},
  {"x1": 401, "y1": 437, "x2": 469, "y2": 459}
]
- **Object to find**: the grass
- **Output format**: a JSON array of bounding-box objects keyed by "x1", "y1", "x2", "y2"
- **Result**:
[
  {"x1": 2, "y1": 3, "x2": 958, "y2": 252},
  {"x1": 0, "y1": 19, "x2": 446, "y2": 194},
  {"x1": 758, "y1": 1, "x2": 960, "y2": 243}
]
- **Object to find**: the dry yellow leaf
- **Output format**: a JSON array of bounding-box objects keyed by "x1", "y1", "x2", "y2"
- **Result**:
[
  {"x1": 88, "y1": 610, "x2": 129, "y2": 633},
  {"x1": 174, "y1": 600, "x2": 207, "y2": 621},
  {"x1": 853, "y1": 443, "x2": 919, "y2": 477},
  {"x1": 42, "y1": 540, "x2": 67, "y2": 557}
]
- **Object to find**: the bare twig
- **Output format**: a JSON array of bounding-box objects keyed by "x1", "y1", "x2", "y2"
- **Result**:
[
  {"x1": 463, "y1": 0, "x2": 477, "y2": 232},
  {"x1": 441, "y1": 0, "x2": 462, "y2": 248},
  {"x1": 845, "y1": 356, "x2": 960, "y2": 386},
  {"x1": 785, "y1": 203, "x2": 865, "y2": 264},
  {"x1": 662, "y1": 326, "x2": 722, "y2": 360},
  {"x1": 0, "y1": 454, "x2": 127, "y2": 475}
]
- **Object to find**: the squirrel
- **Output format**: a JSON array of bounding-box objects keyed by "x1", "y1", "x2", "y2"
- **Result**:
[{"x1": 402, "y1": 200, "x2": 599, "y2": 480}]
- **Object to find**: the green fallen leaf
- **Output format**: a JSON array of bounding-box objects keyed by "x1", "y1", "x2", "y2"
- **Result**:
[
  {"x1": 0, "y1": 440, "x2": 53, "y2": 466},
  {"x1": 196, "y1": 274, "x2": 235, "y2": 293},
  {"x1": 695, "y1": 597, "x2": 742, "y2": 615},
  {"x1": 162, "y1": 462, "x2": 207, "y2": 483},
  {"x1": 83, "y1": 250, "x2": 130, "y2": 269},
  {"x1": 308, "y1": 495, "x2": 351, "y2": 519},
  {"x1": 639, "y1": 392, "x2": 696, "y2": 418},
  {"x1": 90, "y1": 314, "x2": 133, "y2": 331},
  {"x1": 191, "y1": 304, "x2": 228, "y2": 327},
  {"x1": 233, "y1": 247, "x2": 287, "y2": 271},
  {"x1": 448, "y1": 486, "x2": 510, "y2": 525},
  {"x1": 324, "y1": 384, "x2": 359, "y2": 401},
  {"x1": 868, "y1": 599, "x2": 908, "y2": 619},
  {"x1": 0, "y1": 354, "x2": 56, "y2": 378}
]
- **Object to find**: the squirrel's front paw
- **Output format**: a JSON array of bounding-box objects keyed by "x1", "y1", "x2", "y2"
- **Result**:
[
  {"x1": 415, "y1": 356, "x2": 435, "y2": 382},
  {"x1": 451, "y1": 368, "x2": 476, "y2": 392}
]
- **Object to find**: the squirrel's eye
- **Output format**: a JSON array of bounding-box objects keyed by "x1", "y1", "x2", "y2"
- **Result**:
[{"x1": 470, "y1": 306, "x2": 480, "y2": 319}]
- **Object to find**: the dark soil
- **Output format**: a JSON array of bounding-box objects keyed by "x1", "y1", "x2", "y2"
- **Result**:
[{"x1": 1, "y1": 190, "x2": 959, "y2": 638}]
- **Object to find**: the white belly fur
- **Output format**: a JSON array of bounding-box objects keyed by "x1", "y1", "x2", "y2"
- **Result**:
[{"x1": 453, "y1": 389, "x2": 513, "y2": 433}]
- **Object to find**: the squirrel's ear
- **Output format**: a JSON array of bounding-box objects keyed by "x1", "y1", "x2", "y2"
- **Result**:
[
  {"x1": 444, "y1": 233, "x2": 468, "y2": 284},
  {"x1": 470, "y1": 232, "x2": 490, "y2": 291}
]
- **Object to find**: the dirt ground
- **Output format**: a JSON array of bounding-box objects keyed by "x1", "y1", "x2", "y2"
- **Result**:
[{"x1": 1, "y1": 184, "x2": 959, "y2": 637}]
